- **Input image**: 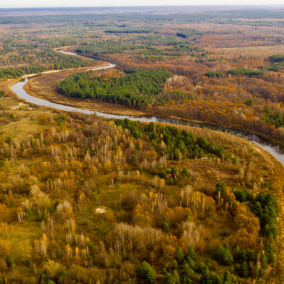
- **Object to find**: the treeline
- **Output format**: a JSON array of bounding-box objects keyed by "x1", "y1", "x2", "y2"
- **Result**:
[
  {"x1": 167, "y1": 43, "x2": 203, "y2": 53},
  {"x1": 51, "y1": 53, "x2": 93, "y2": 69},
  {"x1": 105, "y1": 26, "x2": 157, "y2": 33},
  {"x1": 0, "y1": 68, "x2": 25, "y2": 79},
  {"x1": 262, "y1": 108, "x2": 284, "y2": 128},
  {"x1": 267, "y1": 62, "x2": 284, "y2": 72},
  {"x1": 269, "y1": 54, "x2": 284, "y2": 63},
  {"x1": 76, "y1": 42, "x2": 205, "y2": 59},
  {"x1": 176, "y1": 29, "x2": 205, "y2": 39},
  {"x1": 57, "y1": 69, "x2": 172, "y2": 107},
  {"x1": 205, "y1": 71, "x2": 224, "y2": 78},
  {"x1": 228, "y1": 68, "x2": 266, "y2": 77},
  {"x1": 205, "y1": 69, "x2": 265, "y2": 78},
  {"x1": 0, "y1": 42, "x2": 93, "y2": 68},
  {"x1": 129, "y1": 45, "x2": 205, "y2": 62},
  {"x1": 76, "y1": 44, "x2": 147, "y2": 57},
  {"x1": 115, "y1": 119, "x2": 225, "y2": 160},
  {"x1": 0, "y1": 53, "x2": 93, "y2": 80},
  {"x1": 137, "y1": 47, "x2": 182, "y2": 57},
  {"x1": 0, "y1": 65, "x2": 49, "y2": 80}
]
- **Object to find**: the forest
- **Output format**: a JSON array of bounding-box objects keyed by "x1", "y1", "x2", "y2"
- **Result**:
[
  {"x1": 57, "y1": 69, "x2": 172, "y2": 107},
  {"x1": 0, "y1": 52, "x2": 95, "y2": 80},
  {"x1": 1, "y1": 5, "x2": 284, "y2": 284},
  {"x1": 0, "y1": 100, "x2": 281, "y2": 283}
]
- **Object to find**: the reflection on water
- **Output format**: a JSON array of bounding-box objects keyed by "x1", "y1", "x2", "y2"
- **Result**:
[
  {"x1": 56, "y1": 50, "x2": 78, "y2": 56},
  {"x1": 10, "y1": 72, "x2": 284, "y2": 166},
  {"x1": 87, "y1": 63, "x2": 116, "y2": 71}
]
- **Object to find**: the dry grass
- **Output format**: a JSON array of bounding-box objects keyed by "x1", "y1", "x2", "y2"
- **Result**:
[
  {"x1": 213, "y1": 44, "x2": 284, "y2": 56},
  {"x1": 0, "y1": 79, "x2": 56, "y2": 140}
]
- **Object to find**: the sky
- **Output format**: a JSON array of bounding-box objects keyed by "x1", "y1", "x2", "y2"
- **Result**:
[{"x1": 1, "y1": 0, "x2": 284, "y2": 8}]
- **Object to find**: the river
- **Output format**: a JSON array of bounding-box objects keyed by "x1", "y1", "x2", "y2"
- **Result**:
[{"x1": 9, "y1": 51, "x2": 284, "y2": 166}]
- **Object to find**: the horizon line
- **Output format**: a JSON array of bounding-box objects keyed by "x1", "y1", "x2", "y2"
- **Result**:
[{"x1": 1, "y1": 4, "x2": 284, "y2": 9}]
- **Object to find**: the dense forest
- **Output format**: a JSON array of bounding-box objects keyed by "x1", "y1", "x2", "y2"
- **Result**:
[
  {"x1": 0, "y1": 104, "x2": 281, "y2": 283},
  {"x1": 227, "y1": 68, "x2": 266, "y2": 77},
  {"x1": 57, "y1": 69, "x2": 172, "y2": 107}
]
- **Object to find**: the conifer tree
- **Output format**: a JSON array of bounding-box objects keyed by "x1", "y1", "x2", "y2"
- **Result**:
[
  {"x1": 175, "y1": 247, "x2": 184, "y2": 263},
  {"x1": 139, "y1": 261, "x2": 156, "y2": 283}
]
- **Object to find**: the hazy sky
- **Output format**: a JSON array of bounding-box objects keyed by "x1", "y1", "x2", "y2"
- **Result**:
[{"x1": 1, "y1": 0, "x2": 284, "y2": 8}]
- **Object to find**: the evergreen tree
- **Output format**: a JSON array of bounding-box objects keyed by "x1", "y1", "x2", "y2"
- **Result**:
[
  {"x1": 175, "y1": 247, "x2": 184, "y2": 263},
  {"x1": 164, "y1": 270, "x2": 180, "y2": 284},
  {"x1": 162, "y1": 222, "x2": 169, "y2": 233},
  {"x1": 214, "y1": 243, "x2": 225, "y2": 262},
  {"x1": 187, "y1": 246, "x2": 197, "y2": 260},
  {"x1": 182, "y1": 263, "x2": 194, "y2": 279},
  {"x1": 261, "y1": 253, "x2": 268, "y2": 269},
  {"x1": 172, "y1": 270, "x2": 180, "y2": 284},
  {"x1": 214, "y1": 275, "x2": 223, "y2": 284},
  {"x1": 139, "y1": 261, "x2": 156, "y2": 283},
  {"x1": 5, "y1": 255, "x2": 14, "y2": 268},
  {"x1": 223, "y1": 249, "x2": 233, "y2": 265},
  {"x1": 223, "y1": 270, "x2": 232, "y2": 283},
  {"x1": 197, "y1": 261, "x2": 206, "y2": 272},
  {"x1": 187, "y1": 257, "x2": 195, "y2": 269},
  {"x1": 172, "y1": 260, "x2": 178, "y2": 270},
  {"x1": 241, "y1": 261, "x2": 248, "y2": 278},
  {"x1": 201, "y1": 266, "x2": 215, "y2": 284},
  {"x1": 233, "y1": 246, "x2": 240, "y2": 260},
  {"x1": 214, "y1": 243, "x2": 233, "y2": 265},
  {"x1": 265, "y1": 243, "x2": 275, "y2": 263}
]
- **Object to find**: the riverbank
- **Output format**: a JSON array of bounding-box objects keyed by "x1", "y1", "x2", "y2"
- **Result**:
[
  {"x1": 23, "y1": 66, "x2": 147, "y2": 117},
  {"x1": 4, "y1": 48, "x2": 284, "y2": 162},
  {"x1": 6, "y1": 74, "x2": 284, "y2": 166},
  {"x1": 23, "y1": 71, "x2": 284, "y2": 150}
]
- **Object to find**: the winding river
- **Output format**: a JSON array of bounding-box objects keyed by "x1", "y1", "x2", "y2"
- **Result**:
[{"x1": 10, "y1": 51, "x2": 284, "y2": 166}]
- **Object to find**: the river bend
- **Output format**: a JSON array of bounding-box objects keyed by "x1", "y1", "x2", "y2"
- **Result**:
[{"x1": 9, "y1": 51, "x2": 284, "y2": 166}]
